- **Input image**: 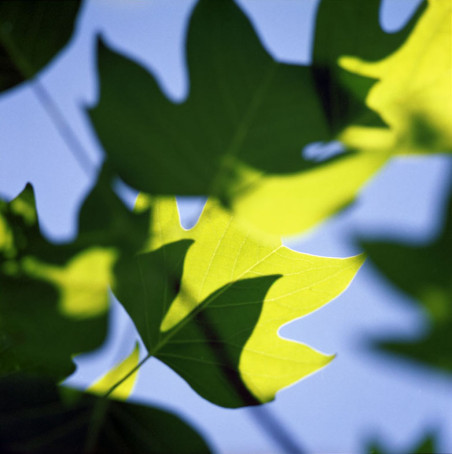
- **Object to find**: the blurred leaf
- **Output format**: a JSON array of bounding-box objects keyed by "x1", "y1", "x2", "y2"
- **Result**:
[
  {"x1": 313, "y1": 0, "x2": 426, "y2": 134},
  {"x1": 340, "y1": 0, "x2": 451, "y2": 154},
  {"x1": 113, "y1": 195, "x2": 363, "y2": 408},
  {"x1": 362, "y1": 184, "x2": 452, "y2": 372},
  {"x1": 368, "y1": 432, "x2": 437, "y2": 454},
  {"x1": 87, "y1": 0, "x2": 415, "y2": 235},
  {"x1": 0, "y1": 374, "x2": 211, "y2": 454},
  {"x1": 88, "y1": 343, "x2": 140, "y2": 401},
  {"x1": 0, "y1": 168, "x2": 149, "y2": 381},
  {"x1": 0, "y1": 0, "x2": 81, "y2": 93}
]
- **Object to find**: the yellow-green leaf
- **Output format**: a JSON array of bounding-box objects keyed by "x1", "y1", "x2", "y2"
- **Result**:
[
  {"x1": 88, "y1": 343, "x2": 140, "y2": 400},
  {"x1": 340, "y1": 0, "x2": 452, "y2": 154},
  {"x1": 114, "y1": 196, "x2": 363, "y2": 408},
  {"x1": 0, "y1": 167, "x2": 149, "y2": 381},
  {"x1": 228, "y1": 151, "x2": 389, "y2": 236}
]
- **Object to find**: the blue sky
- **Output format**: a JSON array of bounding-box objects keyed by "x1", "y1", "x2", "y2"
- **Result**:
[{"x1": 1, "y1": 0, "x2": 451, "y2": 452}]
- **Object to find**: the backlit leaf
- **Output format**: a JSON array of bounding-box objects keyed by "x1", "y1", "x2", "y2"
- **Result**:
[
  {"x1": 88, "y1": 0, "x2": 418, "y2": 235},
  {"x1": 88, "y1": 343, "x2": 140, "y2": 401},
  {"x1": 0, "y1": 168, "x2": 149, "y2": 380},
  {"x1": 113, "y1": 195, "x2": 363, "y2": 408},
  {"x1": 340, "y1": 0, "x2": 451, "y2": 154}
]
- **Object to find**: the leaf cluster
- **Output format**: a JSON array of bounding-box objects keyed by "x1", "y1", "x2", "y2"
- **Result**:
[{"x1": 1, "y1": 0, "x2": 449, "y2": 452}]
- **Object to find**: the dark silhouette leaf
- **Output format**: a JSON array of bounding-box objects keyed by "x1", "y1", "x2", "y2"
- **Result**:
[
  {"x1": 87, "y1": 0, "x2": 416, "y2": 235},
  {"x1": 0, "y1": 374, "x2": 211, "y2": 454},
  {"x1": 368, "y1": 432, "x2": 437, "y2": 454},
  {"x1": 0, "y1": 1, "x2": 81, "y2": 93},
  {"x1": 361, "y1": 184, "x2": 452, "y2": 372},
  {"x1": 0, "y1": 167, "x2": 149, "y2": 380}
]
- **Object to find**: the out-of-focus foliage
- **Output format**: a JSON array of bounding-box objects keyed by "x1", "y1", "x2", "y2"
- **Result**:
[
  {"x1": 113, "y1": 195, "x2": 363, "y2": 408},
  {"x1": 88, "y1": 0, "x2": 422, "y2": 236},
  {"x1": 0, "y1": 0, "x2": 81, "y2": 93},
  {"x1": 368, "y1": 433, "x2": 437, "y2": 454},
  {"x1": 0, "y1": 168, "x2": 148, "y2": 380},
  {"x1": 0, "y1": 0, "x2": 447, "y2": 451},
  {"x1": 340, "y1": 0, "x2": 451, "y2": 155},
  {"x1": 312, "y1": 0, "x2": 426, "y2": 134},
  {"x1": 88, "y1": 343, "x2": 140, "y2": 401},
  {"x1": 362, "y1": 182, "x2": 452, "y2": 373},
  {"x1": 0, "y1": 374, "x2": 211, "y2": 454}
]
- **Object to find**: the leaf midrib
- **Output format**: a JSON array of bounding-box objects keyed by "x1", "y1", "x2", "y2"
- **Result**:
[
  {"x1": 208, "y1": 62, "x2": 279, "y2": 197},
  {"x1": 149, "y1": 239, "x2": 282, "y2": 358}
]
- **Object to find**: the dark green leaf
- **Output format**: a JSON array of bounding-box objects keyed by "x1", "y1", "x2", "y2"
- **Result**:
[
  {"x1": 0, "y1": 0, "x2": 81, "y2": 93},
  {"x1": 368, "y1": 433, "x2": 437, "y2": 454},
  {"x1": 0, "y1": 374, "x2": 211, "y2": 454},
  {"x1": 87, "y1": 0, "x2": 425, "y2": 236},
  {"x1": 0, "y1": 167, "x2": 149, "y2": 380},
  {"x1": 89, "y1": 0, "x2": 327, "y2": 197},
  {"x1": 361, "y1": 184, "x2": 452, "y2": 372}
]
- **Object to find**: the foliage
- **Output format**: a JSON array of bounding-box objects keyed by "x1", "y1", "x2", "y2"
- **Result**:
[
  {"x1": 0, "y1": 167, "x2": 149, "y2": 380},
  {"x1": 362, "y1": 183, "x2": 452, "y2": 373},
  {"x1": 0, "y1": 0, "x2": 450, "y2": 452},
  {"x1": 368, "y1": 433, "x2": 437, "y2": 454},
  {"x1": 89, "y1": 0, "x2": 416, "y2": 235},
  {"x1": 0, "y1": 0, "x2": 81, "y2": 92},
  {"x1": 114, "y1": 195, "x2": 362, "y2": 407},
  {"x1": 0, "y1": 373, "x2": 210, "y2": 454}
]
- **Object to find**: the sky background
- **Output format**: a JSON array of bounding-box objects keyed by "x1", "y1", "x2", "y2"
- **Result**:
[{"x1": 1, "y1": 0, "x2": 451, "y2": 453}]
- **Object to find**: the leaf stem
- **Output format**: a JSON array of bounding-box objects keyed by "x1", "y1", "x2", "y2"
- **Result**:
[
  {"x1": 0, "y1": 25, "x2": 95, "y2": 176},
  {"x1": 31, "y1": 80, "x2": 95, "y2": 176},
  {"x1": 102, "y1": 352, "x2": 152, "y2": 399}
]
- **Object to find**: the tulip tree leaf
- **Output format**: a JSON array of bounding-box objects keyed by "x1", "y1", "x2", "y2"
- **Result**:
[
  {"x1": 0, "y1": 374, "x2": 211, "y2": 454},
  {"x1": 361, "y1": 185, "x2": 452, "y2": 372},
  {"x1": 0, "y1": 168, "x2": 149, "y2": 381},
  {"x1": 87, "y1": 0, "x2": 418, "y2": 235},
  {"x1": 340, "y1": 0, "x2": 451, "y2": 155},
  {"x1": 313, "y1": 0, "x2": 426, "y2": 134},
  {"x1": 0, "y1": 0, "x2": 81, "y2": 93},
  {"x1": 113, "y1": 195, "x2": 364, "y2": 408},
  {"x1": 88, "y1": 343, "x2": 140, "y2": 401}
]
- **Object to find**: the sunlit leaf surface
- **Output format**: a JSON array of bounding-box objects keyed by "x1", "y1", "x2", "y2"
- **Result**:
[
  {"x1": 0, "y1": 168, "x2": 149, "y2": 380},
  {"x1": 88, "y1": 0, "x2": 420, "y2": 235},
  {"x1": 340, "y1": 0, "x2": 451, "y2": 154},
  {"x1": 88, "y1": 343, "x2": 140, "y2": 401},
  {"x1": 114, "y1": 195, "x2": 363, "y2": 408}
]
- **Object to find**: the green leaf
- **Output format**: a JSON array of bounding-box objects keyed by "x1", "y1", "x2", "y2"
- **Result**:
[
  {"x1": 114, "y1": 195, "x2": 363, "y2": 408},
  {"x1": 88, "y1": 343, "x2": 140, "y2": 401},
  {"x1": 313, "y1": 0, "x2": 426, "y2": 134},
  {"x1": 0, "y1": 1, "x2": 81, "y2": 93},
  {"x1": 0, "y1": 374, "x2": 211, "y2": 454},
  {"x1": 340, "y1": 0, "x2": 451, "y2": 155},
  {"x1": 0, "y1": 167, "x2": 149, "y2": 380},
  {"x1": 88, "y1": 0, "x2": 403, "y2": 235},
  {"x1": 361, "y1": 184, "x2": 452, "y2": 372},
  {"x1": 368, "y1": 433, "x2": 437, "y2": 454}
]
